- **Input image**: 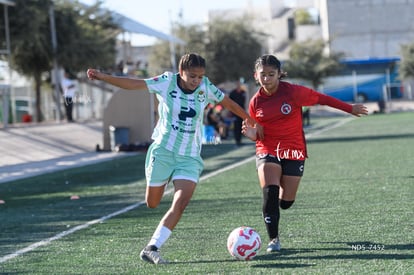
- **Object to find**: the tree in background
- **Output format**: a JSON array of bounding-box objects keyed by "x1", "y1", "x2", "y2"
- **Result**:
[
  {"x1": 294, "y1": 9, "x2": 316, "y2": 25},
  {"x1": 3, "y1": 0, "x2": 119, "y2": 122},
  {"x1": 54, "y1": 0, "x2": 119, "y2": 72},
  {"x1": 148, "y1": 23, "x2": 206, "y2": 75},
  {"x1": 205, "y1": 18, "x2": 263, "y2": 84},
  {"x1": 149, "y1": 18, "x2": 263, "y2": 84},
  {"x1": 282, "y1": 39, "x2": 344, "y2": 89},
  {"x1": 399, "y1": 42, "x2": 414, "y2": 80}
]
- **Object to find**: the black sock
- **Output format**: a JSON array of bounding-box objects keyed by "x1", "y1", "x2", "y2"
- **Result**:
[
  {"x1": 280, "y1": 200, "x2": 295, "y2": 210},
  {"x1": 262, "y1": 185, "x2": 280, "y2": 239}
]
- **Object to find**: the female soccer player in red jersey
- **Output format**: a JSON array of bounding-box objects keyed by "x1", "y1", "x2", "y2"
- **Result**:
[{"x1": 242, "y1": 54, "x2": 368, "y2": 253}]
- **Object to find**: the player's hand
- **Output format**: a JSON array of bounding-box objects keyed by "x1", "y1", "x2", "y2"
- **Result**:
[
  {"x1": 86, "y1": 68, "x2": 103, "y2": 81},
  {"x1": 242, "y1": 119, "x2": 263, "y2": 141},
  {"x1": 351, "y1": 104, "x2": 368, "y2": 117}
]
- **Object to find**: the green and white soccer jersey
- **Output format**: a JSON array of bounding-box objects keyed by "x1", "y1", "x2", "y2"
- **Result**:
[{"x1": 144, "y1": 72, "x2": 224, "y2": 157}]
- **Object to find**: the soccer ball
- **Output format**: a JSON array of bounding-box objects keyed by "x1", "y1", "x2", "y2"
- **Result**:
[{"x1": 227, "y1": 226, "x2": 261, "y2": 260}]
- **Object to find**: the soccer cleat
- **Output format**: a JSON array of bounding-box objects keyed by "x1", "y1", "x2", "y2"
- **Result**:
[
  {"x1": 140, "y1": 245, "x2": 168, "y2": 264},
  {"x1": 266, "y1": 237, "x2": 281, "y2": 253}
]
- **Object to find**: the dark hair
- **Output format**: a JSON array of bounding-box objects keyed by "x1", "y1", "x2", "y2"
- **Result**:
[
  {"x1": 255, "y1": 54, "x2": 287, "y2": 79},
  {"x1": 179, "y1": 53, "x2": 206, "y2": 71}
]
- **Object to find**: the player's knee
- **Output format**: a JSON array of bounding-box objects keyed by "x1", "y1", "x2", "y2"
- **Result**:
[
  {"x1": 146, "y1": 201, "x2": 159, "y2": 209},
  {"x1": 174, "y1": 197, "x2": 192, "y2": 213},
  {"x1": 280, "y1": 200, "x2": 295, "y2": 210},
  {"x1": 146, "y1": 198, "x2": 161, "y2": 209}
]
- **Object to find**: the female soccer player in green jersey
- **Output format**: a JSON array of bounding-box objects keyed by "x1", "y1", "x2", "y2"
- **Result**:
[{"x1": 87, "y1": 53, "x2": 261, "y2": 264}]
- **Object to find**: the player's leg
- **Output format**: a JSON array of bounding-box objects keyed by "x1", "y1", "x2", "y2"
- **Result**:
[
  {"x1": 143, "y1": 143, "x2": 174, "y2": 208},
  {"x1": 149, "y1": 154, "x2": 202, "y2": 244},
  {"x1": 279, "y1": 160, "x2": 305, "y2": 209},
  {"x1": 159, "y1": 179, "x2": 196, "y2": 230},
  {"x1": 141, "y1": 179, "x2": 196, "y2": 264},
  {"x1": 256, "y1": 154, "x2": 282, "y2": 252},
  {"x1": 159, "y1": 154, "x2": 202, "y2": 231},
  {"x1": 145, "y1": 185, "x2": 167, "y2": 208},
  {"x1": 141, "y1": 153, "x2": 202, "y2": 264},
  {"x1": 141, "y1": 144, "x2": 174, "y2": 264},
  {"x1": 279, "y1": 176, "x2": 301, "y2": 209}
]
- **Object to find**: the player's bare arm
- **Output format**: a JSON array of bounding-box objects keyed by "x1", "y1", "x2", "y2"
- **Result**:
[{"x1": 86, "y1": 68, "x2": 148, "y2": 91}]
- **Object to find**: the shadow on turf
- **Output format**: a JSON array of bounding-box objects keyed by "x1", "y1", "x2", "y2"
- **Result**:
[
  {"x1": 167, "y1": 257, "x2": 314, "y2": 269},
  {"x1": 167, "y1": 259, "x2": 239, "y2": 264},
  {"x1": 251, "y1": 251, "x2": 315, "y2": 269}
]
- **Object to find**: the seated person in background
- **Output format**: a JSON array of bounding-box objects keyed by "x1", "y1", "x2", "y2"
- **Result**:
[{"x1": 205, "y1": 104, "x2": 227, "y2": 140}]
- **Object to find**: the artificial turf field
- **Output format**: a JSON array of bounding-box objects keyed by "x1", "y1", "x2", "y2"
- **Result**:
[{"x1": 0, "y1": 112, "x2": 413, "y2": 274}]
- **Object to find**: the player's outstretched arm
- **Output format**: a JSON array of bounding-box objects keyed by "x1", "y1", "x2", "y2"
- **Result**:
[{"x1": 86, "y1": 68, "x2": 148, "y2": 91}]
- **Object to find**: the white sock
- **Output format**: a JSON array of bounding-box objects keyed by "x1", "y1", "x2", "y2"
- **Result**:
[{"x1": 148, "y1": 224, "x2": 172, "y2": 249}]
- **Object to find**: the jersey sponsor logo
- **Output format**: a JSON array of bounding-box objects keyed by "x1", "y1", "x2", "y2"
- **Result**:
[
  {"x1": 179, "y1": 128, "x2": 196, "y2": 134},
  {"x1": 169, "y1": 90, "x2": 178, "y2": 98},
  {"x1": 256, "y1": 108, "x2": 264, "y2": 118},
  {"x1": 281, "y1": 103, "x2": 292, "y2": 115},
  {"x1": 178, "y1": 106, "x2": 196, "y2": 120}
]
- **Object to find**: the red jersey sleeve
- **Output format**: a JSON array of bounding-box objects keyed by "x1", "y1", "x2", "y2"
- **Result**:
[
  {"x1": 292, "y1": 84, "x2": 353, "y2": 114},
  {"x1": 317, "y1": 93, "x2": 353, "y2": 114}
]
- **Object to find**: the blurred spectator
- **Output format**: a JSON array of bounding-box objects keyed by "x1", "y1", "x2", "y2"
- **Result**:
[
  {"x1": 205, "y1": 104, "x2": 227, "y2": 142},
  {"x1": 61, "y1": 71, "x2": 77, "y2": 122},
  {"x1": 302, "y1": 106, "x2": 310, "y2": 127},
  {"x1": 115, "y1": 60, "x2": 124, "y2": 76},
  {"x1": 229, "y1": 82, "x2": 247, "y2": 145}
]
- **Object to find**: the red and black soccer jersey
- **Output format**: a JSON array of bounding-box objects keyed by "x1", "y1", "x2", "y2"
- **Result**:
[{"x1": 249, "y1": 81, "x2": 353, "y2": 160}]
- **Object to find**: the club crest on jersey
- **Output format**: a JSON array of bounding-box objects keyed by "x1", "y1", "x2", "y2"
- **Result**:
[
  {"x1": 197, "y1": 90, "x2": 206, "y2": 102},
  {"x1": 281, "y1": 103, "x2": 292, "y2": 115}
]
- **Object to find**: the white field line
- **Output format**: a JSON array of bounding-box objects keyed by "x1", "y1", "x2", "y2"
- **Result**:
[
  {"x1": 0, "y1": 203, "x2": 144, "y2": 264},
  {"x1": 0, "y1": 156, "x2": 254, "y2": 264},
  {"x1": 0, "y1": 117, "x2": 352, "y2": 264},
  {"x1": 306, "y1": 117, "x2": 354, "y2": 139}
]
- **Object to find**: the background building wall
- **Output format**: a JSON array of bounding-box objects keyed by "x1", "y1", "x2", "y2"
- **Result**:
[{"x1": 320, "y1": 0, "x2": 414, "y2": 58}]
